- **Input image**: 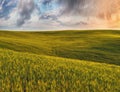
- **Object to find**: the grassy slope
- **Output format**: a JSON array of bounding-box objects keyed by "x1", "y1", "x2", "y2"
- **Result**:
[
  {"x1": 0, "y1": 49, "x2": 120, "y2": 92},
  {"x1": 0, "y1": 30, "x2": 120, "y2": 65}
]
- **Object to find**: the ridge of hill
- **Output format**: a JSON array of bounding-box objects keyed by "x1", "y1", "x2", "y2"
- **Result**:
[{"x1": 0, "y1": 30, "x2": 120, "y2": 65}]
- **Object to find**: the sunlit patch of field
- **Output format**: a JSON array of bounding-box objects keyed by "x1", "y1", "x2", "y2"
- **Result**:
[
  {"x1": 0, "y1": 30, "x2": 120, "y2": 92},
  {"x1": 0, "y1": 49, "x2": 120, "y2": 92}
]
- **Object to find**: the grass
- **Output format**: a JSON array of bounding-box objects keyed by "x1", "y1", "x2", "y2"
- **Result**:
[
  {"x1": 0, "y1": 49, "x2": 120, "y2": 92},
  {"x1": 0, "y1": 30, "x2": 120, "y2": 65},
  {"x1": 0, "y1": 30, "x2": 120, "y2": 92}
]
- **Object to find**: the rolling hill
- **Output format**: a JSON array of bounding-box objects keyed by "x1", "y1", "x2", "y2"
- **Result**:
[
  {"x1": 0, "y1": 30, "x2": 120, "y2": 65},
  {"x1": 0, "y1": 49, "x2": 120, "y2": 92},
  {"x1": 0, "y1": 30, "x2": 120, "y2": 92}
]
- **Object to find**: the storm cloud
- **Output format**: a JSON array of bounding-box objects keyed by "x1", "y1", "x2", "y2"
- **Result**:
[
  {"x1": 0, "y1": 0, "x2": 120, "y2": 30},
  {"x1": 58, "y1": 0, "x2": 120, "y2": 19},
  {"x1": 17, "y1": 0, "x2": 35, "y2": 26},
  {"x1": 37, "y1": 0, "x2": 120, "y2": 23}
]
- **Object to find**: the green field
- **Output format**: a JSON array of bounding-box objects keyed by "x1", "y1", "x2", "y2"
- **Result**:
[{"x1": 0, "y1": 30, "x2": 120, "y2": 92}]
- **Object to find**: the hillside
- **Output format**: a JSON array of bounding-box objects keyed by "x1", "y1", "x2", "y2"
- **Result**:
[
  {"x1": 0, "y1": 49, "x2": 120, "y2": 92},
  {"x1": 0, "y1": 30, "x2": 120, "y2": 65}
]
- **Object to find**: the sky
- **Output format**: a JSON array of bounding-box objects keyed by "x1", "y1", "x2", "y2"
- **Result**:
[{"x1": 0, "y1": 0, "x2": 120, "y2": 31}]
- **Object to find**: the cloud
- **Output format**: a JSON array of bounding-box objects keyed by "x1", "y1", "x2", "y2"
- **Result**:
[
  {"x1": 17, "y1": 0, "x2": 35, "y2": 26},
  {"x1": 55, "y1": 0, "x2": 120, "y2": 20},
  {"x1": 0, "y1": 0, "x2": 120, "y2": 30},
  {"x1": 0, "y1": 0, "x2": 17, "y2": 18}
]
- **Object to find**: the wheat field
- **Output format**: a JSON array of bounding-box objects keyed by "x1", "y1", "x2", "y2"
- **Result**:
[{"x1": 0, "y1": 30, "x2": 120, "y2": 92}]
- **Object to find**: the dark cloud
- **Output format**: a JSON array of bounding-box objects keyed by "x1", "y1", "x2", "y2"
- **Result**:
[
  {"x1": 38, "y1": 0, "x2": 94, "y2": 26},
  {"x1": 17, "y1": 0, "x2": 35, "y2": 26},
  {"x1": 37, "y1": 0, "x2": 96, "y2": 21},
  {"x1": 0, "y1": 0, "x2": 120, "y2": 29},
  {"x1": 57, "y1": 0, "x2": 93, "y2": 15},
  {"x1": 42, "y1": 0, "x2": 52, "y2": 5},
  {"x1": 59, "y1": 0, "x2": 85, "y2": 12},
  {"x1": 58, "y1": 0, "x2": 120, "y2": 20}
]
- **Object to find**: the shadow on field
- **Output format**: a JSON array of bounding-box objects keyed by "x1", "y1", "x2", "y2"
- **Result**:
[{"x1": 0, "y1": 30, "x2": 120, "y2": 65}]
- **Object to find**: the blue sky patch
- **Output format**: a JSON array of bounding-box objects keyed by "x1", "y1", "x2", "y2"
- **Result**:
[{"x1": 0, "y1": 0, "x2": 17, "y2": 18}]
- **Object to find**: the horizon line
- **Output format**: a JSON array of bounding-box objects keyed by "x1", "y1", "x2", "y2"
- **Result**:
[{"x1": 0, "y1": 28, "x2": 120, "y2": 32}]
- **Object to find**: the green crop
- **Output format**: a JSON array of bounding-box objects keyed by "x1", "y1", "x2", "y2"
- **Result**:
[
  {"x1": 0, "y1": 30, "x2": 120, "y2": 92},
  {"x1": 0, "y1": 30, "x2": 120, "y2": 65},
  {"x1": 0, "y1": 49, "x2": 120, "y2": 92}
]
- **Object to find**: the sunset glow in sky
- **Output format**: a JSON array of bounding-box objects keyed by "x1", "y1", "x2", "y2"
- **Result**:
[{"x1": 0, "y1": 0, "x2": 120, "y2": 30}]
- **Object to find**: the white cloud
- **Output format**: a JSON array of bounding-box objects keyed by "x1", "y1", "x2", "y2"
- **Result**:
[{"x1": 0, "y1": 0, "x2": 120, "y2": 30}]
